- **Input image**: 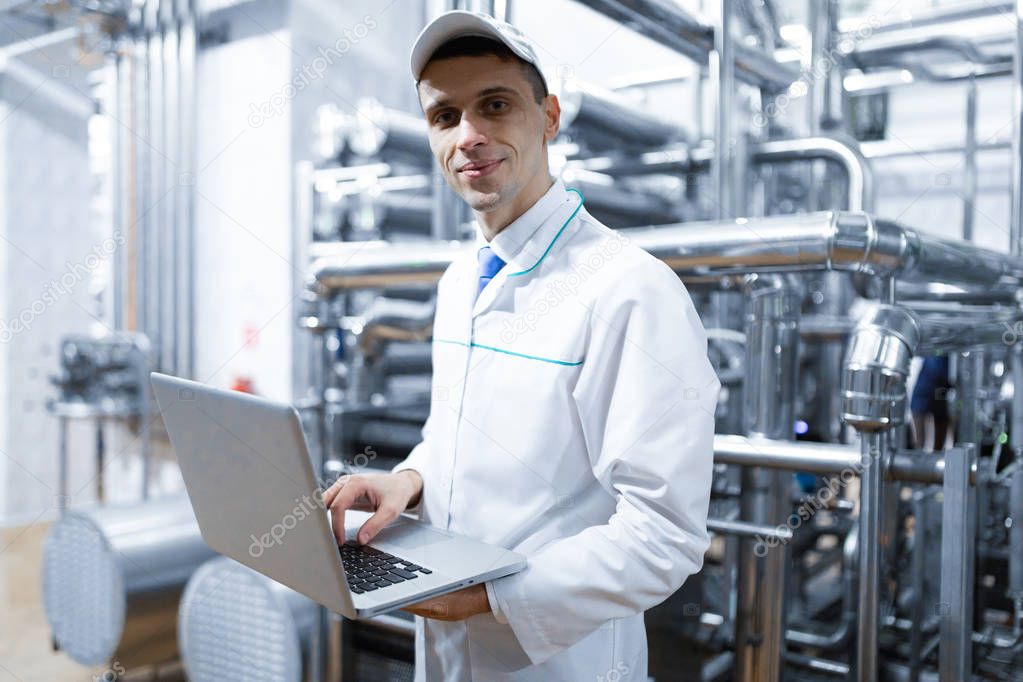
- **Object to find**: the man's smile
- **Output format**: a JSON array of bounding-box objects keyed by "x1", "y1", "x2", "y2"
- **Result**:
[{"x1": 457, "y1": 158, "x2": 504, "y2": 178}]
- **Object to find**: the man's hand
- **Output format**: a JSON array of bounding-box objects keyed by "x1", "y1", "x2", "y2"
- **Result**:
[
  {"x1": 322, "y1": 470, "x2": 423, "y2": 544},
  {"x1": 402, "y1": 584, "x2": 490, "y2": 621}
]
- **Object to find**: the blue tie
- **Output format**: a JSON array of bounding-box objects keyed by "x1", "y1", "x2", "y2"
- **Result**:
[{"x1": 476, "y1": 246, "x2": 506, "y2": 300}]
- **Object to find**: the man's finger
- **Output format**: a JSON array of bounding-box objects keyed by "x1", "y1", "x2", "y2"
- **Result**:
[
  {"x1": 328, "y1": 476, "x2": 367, "y2": 542},
  {"x1": 356, "y1": 502, "x2": 402, "y2": 544},
  {"x1": 321, "y1": 475, "x2": 350, "y2": 508}
]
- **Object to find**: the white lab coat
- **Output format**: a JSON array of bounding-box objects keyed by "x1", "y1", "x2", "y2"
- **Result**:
[{"x1": 392, "y1": 178, "x2": 720, "y2": 681}]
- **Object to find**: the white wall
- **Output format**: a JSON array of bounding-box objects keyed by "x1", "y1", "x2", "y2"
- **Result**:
[
  {"x1": 194, "y1": 29, "x2": 294, "y2": 402},
  {"x1": 0, "y1": 78, "x2": 103, "y2": 522}
]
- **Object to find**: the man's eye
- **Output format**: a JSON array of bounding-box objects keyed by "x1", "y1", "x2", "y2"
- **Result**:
[
  {"x1": 434, "y1": 112, "x2": 457, "y2": 126},
  {"x1": 486, "y1": 100, "x2": 508, "y2": 112}
]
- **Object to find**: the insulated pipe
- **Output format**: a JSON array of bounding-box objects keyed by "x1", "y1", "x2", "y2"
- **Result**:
[
  {"x1": 751, "y1": 136, "x2": 874, "y2": 212},
  {"x1": 347, "y1": 97, "x2": 432, "y2": 165},
  {"x1": 308, "y1": 211, "x2": 1023, "y2": 295},
  {"x1": 350, "y1": 191, "x2": 434, "y2": 236},
  {"x1": 851, "y1": 34, "x2": 1009, "y2": 71},
  {"x1": 572, "y1": 0, "x2": 798, "y2": 92},
  {"x1": 891, "y1": 281, "x2": 1021, "y2": 305},
  {"x1": 558, "y1": 78, "x2": 688, "y2": 148},
  {"x1": 559, "y1": 170, "x2": 679, "y2": 224},
  {"x1": 913, "y1": 309, "x2": 1023, "y2": 353}
]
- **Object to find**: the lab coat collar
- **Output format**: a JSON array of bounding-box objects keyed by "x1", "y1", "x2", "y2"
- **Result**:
[
  {"x1": 472, "y1": 177, "x2": 571, "y2": 273},
  {"x1": 468, "y1": 177, "x2": 581, "y2": 319}
]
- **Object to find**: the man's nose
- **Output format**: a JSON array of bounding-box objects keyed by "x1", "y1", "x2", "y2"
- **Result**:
[{"x1": 456, "y1": 114, "x2": 488, "y2": 151}]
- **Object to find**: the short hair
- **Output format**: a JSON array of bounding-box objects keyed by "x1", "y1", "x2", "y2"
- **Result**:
[{"x1": 417, "y1": 35, "x2": 548, "y2": 105}]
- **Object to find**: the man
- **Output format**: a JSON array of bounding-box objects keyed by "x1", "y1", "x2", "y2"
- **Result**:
[{"x1": 322, "y1": 10, "x2": 720, "y2": 680}]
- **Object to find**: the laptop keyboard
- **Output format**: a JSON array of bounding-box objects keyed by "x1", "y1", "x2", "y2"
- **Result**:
[{"x1": 340, "y1": 541, "x2": 433, "y2": 594}]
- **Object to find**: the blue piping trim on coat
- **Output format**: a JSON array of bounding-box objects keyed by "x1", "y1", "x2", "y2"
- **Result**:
[
  {"x1": 507, "y1": 188, "x2": 585, "y2": 278},
  {"x1": 434, "y1": 338, "x2": 583, "y2": 367}
]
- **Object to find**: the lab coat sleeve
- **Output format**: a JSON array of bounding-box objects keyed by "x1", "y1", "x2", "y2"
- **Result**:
[
  {"x1": 391, "y1": 411, "x2": 432, "y2": 516},
  {"x1": 488, "y1": 258, "x2": 720, "y2": 664}
]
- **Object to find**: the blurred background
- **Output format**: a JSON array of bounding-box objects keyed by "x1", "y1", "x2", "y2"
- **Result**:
[{"x1": 1, "y1": 0, "x2": 1023, "y2": 680}]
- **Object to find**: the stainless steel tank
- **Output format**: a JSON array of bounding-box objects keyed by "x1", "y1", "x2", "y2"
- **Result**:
[{"x1": 42, "y1": 496, "x2": 216, "y2": 667}]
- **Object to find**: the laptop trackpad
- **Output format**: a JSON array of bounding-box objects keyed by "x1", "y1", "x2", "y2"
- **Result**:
[
  {"x1": 375, "y1": 519, "x2": 450, "y2": 549},
  {"x1": 341, "y1": 510, "x2": 450, "y2": 549}
]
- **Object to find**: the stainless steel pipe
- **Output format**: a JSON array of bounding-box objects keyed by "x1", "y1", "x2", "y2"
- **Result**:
[
  {"x1": 558, "y1": 79, "x2": 688, "y2": 148},
  {"x1": 752, "y1": 136, "x2": 874, "y2": 211},
  {"x1": 842, "y1": 303, "x2": 918, "y2": 682},
  {"x1": 734, "y1": 274, "x2": 798, "y2": 682},
  {"x1": 308, "y1": 211, "x2": 1023, "y2": 296},
  {"x1": 573, "y1": 0, "x2": 798, "y2": 92}
]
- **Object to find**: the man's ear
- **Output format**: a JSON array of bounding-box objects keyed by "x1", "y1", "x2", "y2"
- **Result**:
[{"x1": 543, "y1": 94, "x2": 561, "y2": 143}]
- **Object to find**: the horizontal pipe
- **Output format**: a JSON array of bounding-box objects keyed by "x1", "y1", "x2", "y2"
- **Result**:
[
  {"x1": 784, "y1": 651, "x2": 850, "y2": 677},
  {"x1": 308, "y1": 211, "x2": 1023, "y2": 296},
  {"x1": 913, "y1": 309, "x2": 1023, "y2": 353},
  {"x1": 308, "y1": 240, "x2": 467, "y2": 293},
  {"x1": 716, "y1": 435, "x2": 976, "y2": 484},
  {"x1": 839, "y1": 0, "x2": 1011, "y2": 34},
  {"x1": 707, "y1": 516, "x2": 793, "y2": 541},
  {"x1": 714, "y1": 434, "x2": 862, "y2": 473},
  {"x1": 558, "y1": 78, "x2": 688, "y2": 147},
  {"x1": 572, "y1": 0, "x2": 797, "y2": 91}
]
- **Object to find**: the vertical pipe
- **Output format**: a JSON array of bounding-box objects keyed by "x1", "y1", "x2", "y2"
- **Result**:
[
  {"x1": 1009, "y1": 348, "x2": 1023, "y2": 603},
  {"x1": 711, "y1": 0, "x2": 735, "y2": 220},
  {"x1": 113, "y1": 52, "x2": 127, "y2": 332},
  {"x1": 161, "y1": 0, "x2": 178, "y2": 375},
  {"x1": 58, "y1": 417, "x2": 68, "y2": 515},
  {"x1": 956, "y1": 351, "x2": 981, "y2": 445},
  {"x1": 939, "y1": 445, "x2": 976, "y2": 680},
  {"x1": 147, "y1": 0, "x2": 163, "y2": 368},
  {"x1": 134, "y1": 3, "x2": 150, "y2": 341},
  {"x1": 95, "y1": 419, "x2": 105, "y2": 502},
  {"x1": 963, "y1": 76, "x2": 977, "y2": 242},
  {"x1": 176, "y1": 0, "x2": 196, "y2": 378},
  {"x1": 138, "y1": 339, "x2": 151, "y2": 500},
  {"x1": 735, "y1": 275, "x2": 799, "y2": 682},
  {"x1": 857, "y1": 429, "x2": 883, "y2": 682},
  {"x1": 1011, "y1": 0, "x2": 1023, "y2": 256},
  {"x1": 293, "y1": 162, "x2": 315, "y2": 401},
  {"x1": 908, "y1": 490, "x2": 927, "y2": 682}
]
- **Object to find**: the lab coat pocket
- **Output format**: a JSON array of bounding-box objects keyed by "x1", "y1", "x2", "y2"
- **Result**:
[{"x1": 466, "y1": 611, "x2": 534, "y2": 675}]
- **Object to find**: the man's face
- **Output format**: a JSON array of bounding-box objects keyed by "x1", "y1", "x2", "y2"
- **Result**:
[{"x1": 418, "y1": 54, "x2": 559, "y2": 214}]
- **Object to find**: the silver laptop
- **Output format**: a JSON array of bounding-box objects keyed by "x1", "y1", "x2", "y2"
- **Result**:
[{"x1": 151, "y1": 372, "x2": 525, "y2": 619}]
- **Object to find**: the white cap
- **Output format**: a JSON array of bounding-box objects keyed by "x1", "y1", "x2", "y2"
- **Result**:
[{"x1": 410, "y1": 10, "x2": 547, "y2": 92}]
